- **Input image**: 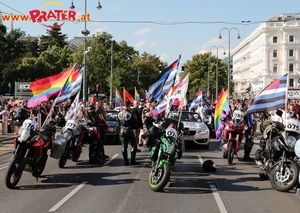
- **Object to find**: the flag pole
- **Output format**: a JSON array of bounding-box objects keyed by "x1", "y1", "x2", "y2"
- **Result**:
[{"x1": 41, "y1": 64, "x2": 76, "y2": 129}]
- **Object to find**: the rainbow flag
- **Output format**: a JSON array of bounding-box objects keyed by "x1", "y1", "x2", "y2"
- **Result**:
[
  {"x1": 214, "y1": 89, "x2": 230, "y2": 140},
  {"x1": 115, "y1": 88, "x2": 123, "y2": 107},
  {"x1": 27, "y1": 64, "x2": 76, "y2": 107},
  {"x1": 134, "y1": 87, "x2": 140, "y2": 101}
]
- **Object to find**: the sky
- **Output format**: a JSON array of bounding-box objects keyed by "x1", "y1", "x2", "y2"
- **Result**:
[{"x1": 1, "y1": 0, "x2": 300, "y2": 66}]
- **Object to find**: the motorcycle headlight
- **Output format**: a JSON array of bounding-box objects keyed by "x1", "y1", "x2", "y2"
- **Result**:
[
  {"x1": 63, "y1": 131, "x2": 73, "y2": 141},
  {"x1": 287, "y1": 135, "x2": 297, "y2": 149},
  {"x1": 165, "y1": 143, "x2": 175, "y2": 154}
]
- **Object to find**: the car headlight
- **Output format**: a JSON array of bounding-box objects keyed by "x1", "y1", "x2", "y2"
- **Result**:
[{"x1": 197, "y1": 130, "x2": 209, "y2": 135}]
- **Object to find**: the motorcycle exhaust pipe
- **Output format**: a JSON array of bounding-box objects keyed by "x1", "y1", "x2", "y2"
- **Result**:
[{"x1": 255, "y1": 160, "x2": 264, "y2": 168}]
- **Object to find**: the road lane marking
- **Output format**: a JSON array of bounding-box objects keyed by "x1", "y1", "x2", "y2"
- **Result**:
[
  {"x1": 48, "y1": 181, "x2": 88, "y2": 212},
  {"x1": 210, "y1": 185, "x2": 228, "y2": 213},
  {"x1": 103, "y1": 153, "x2": 118, "y2": 166},
  {"x1": 198, "y1": 155, "x2": 204, "y2": 166},
  {"x1": 0, "y1": 163, "x2": 8, "y2": 170}
]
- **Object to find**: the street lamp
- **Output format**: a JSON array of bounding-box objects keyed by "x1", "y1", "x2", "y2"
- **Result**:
[
  {"x1": 8, "y1": 82, "x2": 11, "y2": 95},
  {"x1": 70, "y1": 0, "x2": 102, "y2": 106},
  {"x1": 202, "y1": 60, "x2": 210, "y2": 98},
  {"x1": 210, "y1": 46, "x2": 226, "y2": 100},
  {"x1": 218, "y1": 27, "x2": 240, "y2": 101}
]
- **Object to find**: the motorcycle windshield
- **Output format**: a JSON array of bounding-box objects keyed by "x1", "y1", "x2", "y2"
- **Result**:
[{"x1": 18, "y1": 128, "x2": 33, "y2": 142}]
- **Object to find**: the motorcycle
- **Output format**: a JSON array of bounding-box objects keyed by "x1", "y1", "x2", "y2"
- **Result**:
[
  {"x1": 5, "y1": 119, "x2": 56, "y2": 189},
  {"x1": 255, "y1": 114, "x2": 300, "y2": 192},
  {"x1": 148, "y1": 121, "x2": 186, "y2": 192},
  {"x1": 53, "y1": 119, "x2": 88, "y2": 168},
  {"x1": 221, "y1": 110, "x2": 246, "y2": 164}
]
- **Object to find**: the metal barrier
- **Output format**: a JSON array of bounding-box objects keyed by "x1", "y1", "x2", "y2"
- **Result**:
[{"x1": 1, "y1": 113, "x2": 42, "y2": 135}]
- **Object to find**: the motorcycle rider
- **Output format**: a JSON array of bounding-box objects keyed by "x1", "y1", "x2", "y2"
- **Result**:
[{"x1": 117, "y1": 99, "x2": 139, "y2": 165}]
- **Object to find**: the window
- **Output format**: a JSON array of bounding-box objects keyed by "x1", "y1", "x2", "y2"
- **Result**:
[
  {"x1": 273, "y1": 64, "x2": 278, "y2": 72},
  {"x1": 289, "y1": 49, "x2": 294, "y2": 57},
  {"x1": 273, "y1": 36, "x2": 278, "y2": 43},
  {"x1": 289, "y1": 35, "x2": 294, "y2": 42},
  {"x1": 289, "y1": 63, "x2": 294, "y2": 72},
  {"x1": 289, "y1": 79, "x2": 294, "y2": 87},
  {"x1": 273, "y1": 50, "x2": 278, "y2": 57}
]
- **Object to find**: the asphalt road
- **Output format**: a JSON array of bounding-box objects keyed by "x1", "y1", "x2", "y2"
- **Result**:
[{"x1": 0, "y1": 131, "x2": 300, "y2": 213}]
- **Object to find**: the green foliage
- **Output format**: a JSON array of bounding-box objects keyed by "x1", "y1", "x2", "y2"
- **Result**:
[
  {"x1": 39, "y1": 22, "x2": 68, "y2": 52},
  {"x1": 183, "y1": 52, "x2": 228, "y2": 101}
]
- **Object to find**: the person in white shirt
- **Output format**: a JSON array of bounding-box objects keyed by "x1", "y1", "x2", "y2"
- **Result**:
[{"x1": 196, "y1": 102, "x2": 207, "y2": 121}]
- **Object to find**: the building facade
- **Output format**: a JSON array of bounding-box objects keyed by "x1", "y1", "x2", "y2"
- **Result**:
[{"x1": 232, "y1": 13, "x2": 300, "y2": 100}]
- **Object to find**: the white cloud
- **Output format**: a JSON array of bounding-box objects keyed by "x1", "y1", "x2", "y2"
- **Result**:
[
  {"x1": 159, "y1": 54, "x2": 168, "y2": 62},
  {"x1": 112, "y1": 3, "x2": 121, "y2": 11},
  {"x1": 133, "y1": 28, "x2": 151, "y2": 36},
  {"x1": 93, "y1": 26, "x2": 110, "y2": 35},
  {"x1": 149, "y1": 42, "x2": 158, "y2": 47},
  {"x1": 135, "y1": 40, "x2": 147, "y2": 48},
  {"x1": 198, "y1": 37, "x2": 229, "y2": 59}
]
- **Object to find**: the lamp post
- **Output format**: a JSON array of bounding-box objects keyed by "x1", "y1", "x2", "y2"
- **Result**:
[
  {"x1": 209, "y1": 46, "x2": 226, "y2": 100},
  {"x1": 110, "y1": 40, "x2": 113, "y2": 107},
  {"x1": 202, "y1": 60, "x2": 210, "y2": 98},
  {"x1": 70, "y1": 0, "x2": 102, "y2": 106},
  {"x1": 218, "y1": 27, "x2": 240, "y2": 101}
]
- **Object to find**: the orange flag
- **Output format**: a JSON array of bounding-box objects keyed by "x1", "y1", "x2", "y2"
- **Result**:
[{"x1": 123, "y1": 87, "x2": 135, "y2": 102}]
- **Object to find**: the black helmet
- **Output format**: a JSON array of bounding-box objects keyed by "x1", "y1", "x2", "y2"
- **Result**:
[
  {"x1": 13, "y1": 108, "x2": 29, "y2": 122},
  {"x1": 55, "y1": 113, "x2": 66, "y2": 127},
  {"x1": 202, "y1": 160, "x2": 217, "y2": 172}
]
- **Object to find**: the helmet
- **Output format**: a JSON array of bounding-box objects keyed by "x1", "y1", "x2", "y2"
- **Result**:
[
  {"x1": 13, "y1": 108, "x2": 30, "y2": 123},
  {"x1": 55, "y1": 113, "x2": 66, "y2": 127},
  {"x1": 232, "y1": 110, "x2": 244, "y2": 126},
  {"x1": 202, "y1": 160, "x2": 217, "y2": 172}
]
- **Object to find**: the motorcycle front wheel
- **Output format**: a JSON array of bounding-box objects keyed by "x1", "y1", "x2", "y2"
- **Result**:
[
  {"x1": 228, "y1": 142, "x2": 234, "y2": 164},
  {"x1": 59, "y1": 151, "x2": 68, "y2": 168},
  {"x1": 149, "y1": 163, "x2": 171, "y2": 192},
  {"x1": 269, "y1": 161, "x2": 299, "y2": 192},
  {"x1": 5, "y1": 157, "x2": 23, "y2": 189}
]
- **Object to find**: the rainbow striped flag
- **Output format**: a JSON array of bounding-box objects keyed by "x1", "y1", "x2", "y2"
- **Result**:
[
  {"x1": 134, "y1": 87, "x2": 140, "y2": 101},
  {"x1": 214, "y1": 89, "x2": 230, "y2": 140},
  {"x1": 27, "y1": 64, "x2": 77, "y2": 107},
  {"x1": 115, "y1": 88, "x2": 123, "y2": 107}
]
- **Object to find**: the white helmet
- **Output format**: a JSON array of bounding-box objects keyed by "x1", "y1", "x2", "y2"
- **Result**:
[{"x1": 232, "y1": 110, "x2": 244, "y2": 126}]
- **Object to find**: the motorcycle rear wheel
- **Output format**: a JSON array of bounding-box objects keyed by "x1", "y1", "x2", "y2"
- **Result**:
[
  {"x1": 228, "y1": 142, "x2": 234, "y2": 164},
  {"x1": 149, "y1": 163, "x2": 171, "y2": 192},
  {"x1": 5, "y1": 158, "x2": 23, "y2": 189},
  {"x1": 59, "y1": 152, "x2": 68, "y2": 168},
  {"x1": 270, "y1": 161, "x2": 299, "y2": 192}
]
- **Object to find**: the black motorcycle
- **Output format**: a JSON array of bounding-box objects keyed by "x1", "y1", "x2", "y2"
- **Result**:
[{"x1": 255, "y1": 115, "x2": 299, "y2": 192}]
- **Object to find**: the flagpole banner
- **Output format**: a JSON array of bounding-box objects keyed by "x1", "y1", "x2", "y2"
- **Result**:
[
  {"x1": 57, "y1": 66, "x2": 83, "y2": 103},
  {"x1": 148, "y1": 57, "x2": 181, "y2": 101},
  {"x1": 135, "y1": 87, "x2": 140, "y2": 101},
  {"x1": 123, "y1": 87, "x2": 135, "y2": 102},
  {"x1": 214, "y1": 89, "x2": 230, "y2": 140},
  {"x1": 189, "y1": 90, "x2": 202, "y2": 111},
  {"x1": 65, "y1": 92, "x2": 80, "y2": 121},
  {"x1": 115, "y1": 88, "x2": 123, "y2": 107},
  {"x1": 170, "y1": 73, "x2": 189, "y2": 107},
  {"x1": 247, "y1": 74, "x2": 287, "y2": 114},
  {"x1": 27, "y1": 64, "x2": 76, "y2": 107}
]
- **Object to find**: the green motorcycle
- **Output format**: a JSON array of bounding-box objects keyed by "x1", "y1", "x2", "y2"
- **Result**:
[{"x1": 148, "y1": 124, "x2": 184, "y2": 192}]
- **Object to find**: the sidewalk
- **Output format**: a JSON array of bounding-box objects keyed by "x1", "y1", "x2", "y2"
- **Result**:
[{"x1": 0, "y1": 133, "x2": 17, "y2": 143}]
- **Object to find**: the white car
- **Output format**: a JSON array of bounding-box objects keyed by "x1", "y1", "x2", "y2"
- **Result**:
[{"x1": 167, "y1": 111, "x2": 210, "y2": 149}]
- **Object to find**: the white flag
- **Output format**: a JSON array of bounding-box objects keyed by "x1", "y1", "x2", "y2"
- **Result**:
[
  {"x1": 170, "y1": 73, "x2": 189, "y2": 106},
  {"x1": 65, "y1": 92, "x2": 80, "y2": 121}
]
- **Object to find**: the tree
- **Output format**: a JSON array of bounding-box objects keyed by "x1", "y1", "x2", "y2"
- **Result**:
[
  {"x1": 39, "y1": 23, "x2": 68, "y2": 52},
  {"x1": 183, "y1": 53, "x2": 228, "y2": 101}
]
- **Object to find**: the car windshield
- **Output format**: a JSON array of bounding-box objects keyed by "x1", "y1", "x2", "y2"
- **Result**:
[
  {"x1": 167, "y1": 111, "x2": 202, "y2": 122},
  {"x1": 104, "y1": 111, "x2": 118, "y2": 121}
]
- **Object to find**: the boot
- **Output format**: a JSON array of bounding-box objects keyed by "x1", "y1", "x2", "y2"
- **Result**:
[
  {"x1": 122, "y1": 150, "x2": 129, "y2": 165},
  {"x1": 242, "y1": 149, "x2": 253, "y2": 161},
  {"x1": 130, "y1": 148, "x2": 139, "y2": 165},
  {"x1": 89, "y1": 154, "x2": 100, "y2": 164}
]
